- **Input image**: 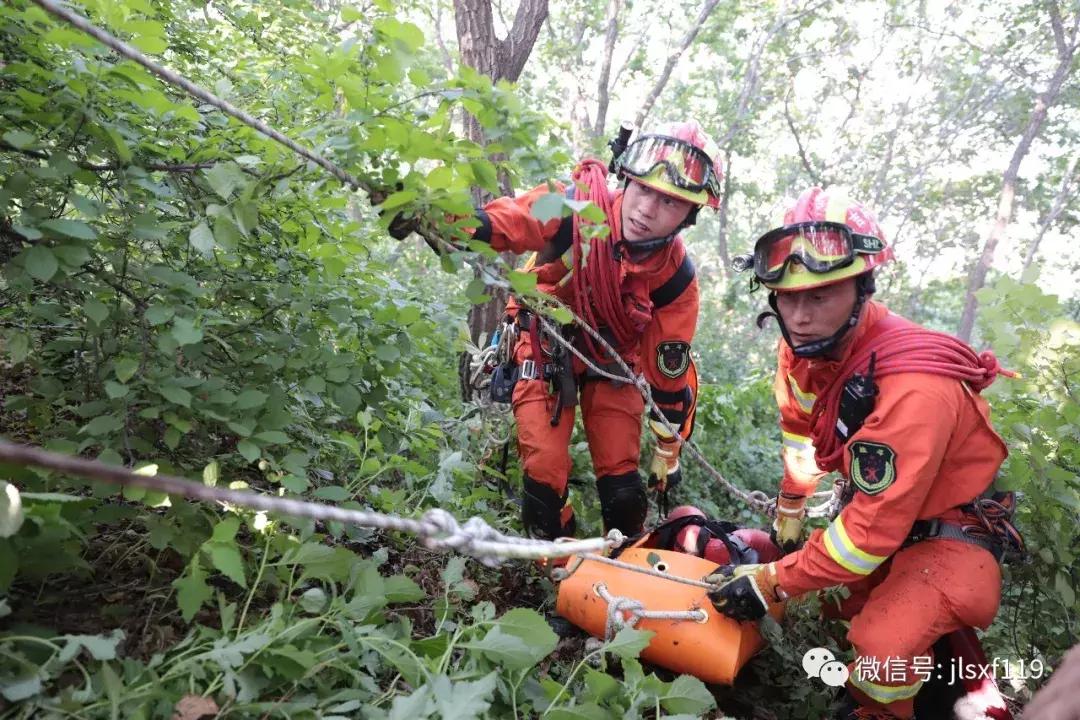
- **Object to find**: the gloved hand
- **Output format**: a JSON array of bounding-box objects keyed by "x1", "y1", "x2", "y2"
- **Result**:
[
  {"x1": 387, "y1": 211, "x2": 420, "y2": 240},
  {"x1": 706, "y1": 562, "x2": 786, "y2": 622},
  {"x1": 771, "y1": 492, "x2": 808, "y2": 555},
  {"x1": 647, "y1": 438, "x2": 682, "y2": 493}
]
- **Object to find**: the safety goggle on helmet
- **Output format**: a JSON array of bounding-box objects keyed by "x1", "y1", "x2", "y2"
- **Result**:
[
  {"x1": 617, "y1": 134, "x2": 722, "y2": 199},
  {"x1": 752, "y1": 221, "x2": 887, "y2": 283}
]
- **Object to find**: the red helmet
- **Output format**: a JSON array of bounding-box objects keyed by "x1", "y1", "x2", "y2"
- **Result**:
[
  {"x1": 753, "y1": 187, "x2": 894, "y2": 291},
  {"x1": 617, "y1": 120, "x2": 723, "y2": 209}
]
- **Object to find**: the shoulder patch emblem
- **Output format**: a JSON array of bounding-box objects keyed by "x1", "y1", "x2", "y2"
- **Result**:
[
  {"x1": 849, "y1": 441, "x2": 896, "y2": 495},
  {"x1": 657, "y1": 341, "x2": 691, "y2": 378}
]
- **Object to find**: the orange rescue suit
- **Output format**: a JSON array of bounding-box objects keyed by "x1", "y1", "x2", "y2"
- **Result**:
[
  {"x1": 478, "y1": 181, "x2": 699, "y2": 501},
  {"x1": 772, "y1": 301, "x2": 1007, "y2": 717}
]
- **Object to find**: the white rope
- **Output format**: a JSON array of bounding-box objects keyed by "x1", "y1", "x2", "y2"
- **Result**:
[
  {"x1": 553, "y1": 552, "x2": 718, "y2": 590},
  {"x1": 30, "y1": 0, "x2": 364, "y2": 190},
  {"x1": 594, "y1": 583, "x2": 708, "y2": 641},
  {"x1": 0, "y1": 441, "x2": 622, "y2": 567}
]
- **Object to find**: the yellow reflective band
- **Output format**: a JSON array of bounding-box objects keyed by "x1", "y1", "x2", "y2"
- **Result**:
[
  {"x1": 787, "y1": 374, "x2": 816, "y2": 414},
  {"x1": 823, "y1": 515, "x2": 888, "y2": 576},
  {"x1": 849, "y1": 673, "x2": 923, "y2": 703},
  {"x1": 649, "y1": 419, "x2": 676, "y2": 441},
  {"x1": 825, "y1": 191, "x2": 850, "y2": 223},
  {"x1": 781, "y1": 430, "x2": 813, "y2": 452}
]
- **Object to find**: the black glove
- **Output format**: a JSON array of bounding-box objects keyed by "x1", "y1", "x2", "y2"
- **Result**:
[{"x1": 388, "y1": 212, "x2": 419, "y2": 240}]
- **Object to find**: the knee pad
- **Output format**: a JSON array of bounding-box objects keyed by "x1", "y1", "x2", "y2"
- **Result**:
[
  {"x1": 522, "y1": 476, "x2": 576, "y2": 540},
  {"x1": 597, "y1": 471, "x2": 647, "y2": 536}
]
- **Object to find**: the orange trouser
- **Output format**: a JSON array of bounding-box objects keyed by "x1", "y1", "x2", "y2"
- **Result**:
[
  {"x1": 511, "y1": 354, "x2": 645, "y2": 493},
  {"x1": 830, "y1": 539, "x2": 1001, "y2": 717}
]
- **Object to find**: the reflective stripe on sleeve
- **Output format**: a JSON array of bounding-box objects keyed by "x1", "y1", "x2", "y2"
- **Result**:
[
  {"x1": 787, "y1": 374, "x2": 816, "y2": 414},
  {"x1": 823, "y1": 515, "x2": 888, "y2": 576}
]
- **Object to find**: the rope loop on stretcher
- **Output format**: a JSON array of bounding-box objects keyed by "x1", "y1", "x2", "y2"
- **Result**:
[{"x1": 593, "y1": 582, "x2": 710, "y2": 640}]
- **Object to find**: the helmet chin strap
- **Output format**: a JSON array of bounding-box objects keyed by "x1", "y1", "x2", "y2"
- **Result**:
[{"x1": 759, "y1": 274, "x2": 875, "y2": 358}]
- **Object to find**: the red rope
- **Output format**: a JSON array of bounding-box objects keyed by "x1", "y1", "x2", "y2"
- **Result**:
[
  {"x1": 809, "y1": 327, "x2": 1016, "y2": 472},
  {"x1": 569, "y1": 159, "x2": 641, "y2": 359}
]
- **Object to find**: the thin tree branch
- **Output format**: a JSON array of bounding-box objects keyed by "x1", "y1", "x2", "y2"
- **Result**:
[{"x1": 633, "y1": 0, "x2": 723, "y2": 128}]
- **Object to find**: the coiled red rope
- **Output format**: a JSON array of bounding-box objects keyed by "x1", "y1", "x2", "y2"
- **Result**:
[
  {"x1": 570, "y1": 159, "x2": 641, "y2": 359},
  {"x1": 810, "y1": 327, "x2": 1016, "y2": 472}
]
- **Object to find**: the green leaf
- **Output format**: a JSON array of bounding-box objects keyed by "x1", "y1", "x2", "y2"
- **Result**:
[
  {"x1": 1056, "y1": 570, "x2": 1076, "y2": 608},
  {"x1": 236, "y1": 440, "x2": 260, "y2": 463},
  {"x1": 465, "y1": 277, "x2": 491, "y2": 304},
  {"x1": 549, "y1": 306, "x2": 573, "y2": 324},
  {"x1": 582, "y1": 668, "x2": 619, "y2": 703},
  {"x1": 384, "y1": 575, "x2": 425, "y2": 602},
  {"x1": 104, "y1": 381, "x2": 128, "y2": 399},
  {"x1": 38, "y1": 218, "x2": 96, "y2": 240},
  {"x1": 2, "y1": 130, "x2": 36, "y2": 150},
  {"x1": 299, "y1": 587, "x2": 327, "y2": 614},
  {"x1": 508, "y1": 270, "x2": 538, "y2": 295},
  {"x1": 375, "y1": 344, "x2": 401, "y2": 362},
  {"x1": 207, "y1": 543, "x2": 246, "y2": 587},
  {"x1": 203, "y1": 461, "x2": 219, "y2": 487},
  {"x1": 189, "y1": 221, "x2": 215, "y2": 257},
  {"x1": 0, "y1": 675, "x2": 42, "y2": 702},
  {"x1": 24, "y1": 245, "x2": 58, "y2": 281},
  {"x1": 80, "y1": 414, "x2": 124, "y2": 436},
  {"x1": 205, "y1": 162, "x2": 245, "y2": 200},
  {"x1": 158, "y1": 385, "x2": 192, "y2": 407},
  {"x1": 430, "y1": 673, "x2": 497, "y2": 720},
  {"x1": 174, "y1": 560, "x2": 212, "y2": 621},
  {"x1": 145, "y1": 305, "x2": 175, "y2": 326},
  {"x1": 313, "y1": 485, "x2": 350, "y2": 501},
  {"x1": 211, "y1": 517, "x2": 241, "y2": 543},
  {"x1": 660, "y1": 675, "x2": 716, "y2": 715},
  {"x1": 83, "y1": 298, "x2": 109, "y2": 325},
  {"x1": 497, "y1": 607, "x2": 559, "y2": 651},
  {"x1": 0, "y1": 482, "x2": 24, "y2": 538},
  {"x1": 466, "y1": 627, "x2": 542, "y2": 670},
  {"x1": 172, "y1": 317, "x2": 203, "y2": 346},
  {"x1": 4, "y1": 332, "x2": 30, "y2": 364},
  {"x1": 254, "y1": 431, "x2": 289, "y2": 444},
  {"x1": 603, "y1": 627, "x2": 653, "y2": 659},
  {"x1": 62, "y1": 630, "x2": 124, "y2": 661},
  {"x1": 546, "y1": 704, "x2": 610, "y2": 720},
  {"x1": 381, "y1": 190, "x2": 417, "y2": 210},
  {"x1": 387, "y1": 686, "x2": 433, "y2": 720},
  {"x1": 114, "y1": 357, "x2": 139, "y2": 383},
  {"x1": 234, "y1": 389, "x2": 268, "y2": 410},
  {"x1": 530, "y1": 191, "x2": 566, "y2": 223}
]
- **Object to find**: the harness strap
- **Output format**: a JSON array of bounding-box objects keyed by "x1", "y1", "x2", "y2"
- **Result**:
[
  {"x1": 904, "y1": 519, "x2": 1004, "y2": 562},
  {"x1": 650, "y1": 254, "x2": 696, "y2": 309}
]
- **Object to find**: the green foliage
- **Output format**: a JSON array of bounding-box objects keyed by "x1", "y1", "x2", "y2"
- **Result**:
[
  {"x1": 974, "y1": 275, "x2": 1080, "y2": 664},
  {"x1": 1, "y1": 0, "x2": 1078, "y2": 716}
]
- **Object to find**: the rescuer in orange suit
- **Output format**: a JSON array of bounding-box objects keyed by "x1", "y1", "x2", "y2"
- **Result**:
[
  {"x1": 468, "y1": 121, "x2": 723, "y2": 540},
  {"x1": 707, "y1": 187, "x2": 1022, "y2": 719}
]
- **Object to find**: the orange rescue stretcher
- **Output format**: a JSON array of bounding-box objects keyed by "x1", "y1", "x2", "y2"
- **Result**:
[{"x1": 555, "y1": 527, "x2": 784, "y2": 685}]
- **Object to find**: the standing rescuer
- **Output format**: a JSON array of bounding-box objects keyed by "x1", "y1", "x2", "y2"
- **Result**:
[
  {"x1": 468, "y1": 121, "x2": 722, "y2": 540},
  {"x1": 708, "y1": 187, "x2": 1023, "y2": 719}
]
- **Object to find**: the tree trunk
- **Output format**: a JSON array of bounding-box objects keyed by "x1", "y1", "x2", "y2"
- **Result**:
[
  {"x1": 632, "y1": 0, "x2": 723, "y2": 129},
  {"x1": 717, "y1": 148, "x2": 734, "y2": 277},
  {"x1": 453, "y1": 0, "x2": 550, "y2": 394},
  {"x1": 592, "y1": 0, "x2": 622, "y2": 139},
  {"x1": 957, "y1": 2, "x2": 1077, "y2": 341}
]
